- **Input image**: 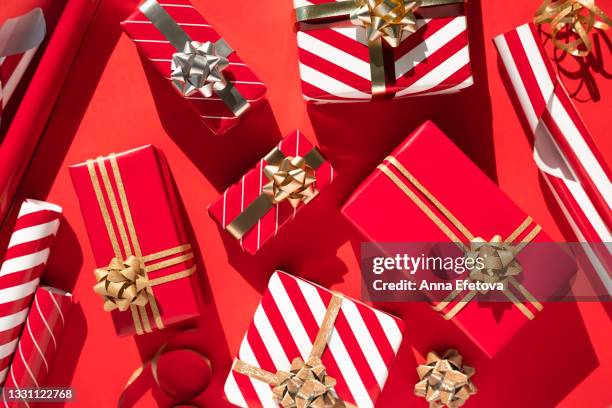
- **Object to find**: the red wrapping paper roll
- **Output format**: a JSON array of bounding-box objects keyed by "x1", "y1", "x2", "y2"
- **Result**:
[
  {"x1": 0, "y1": 199, "x2": 62, "y2": 385},
  {"x1": 1, "y1": 286, "x2": 73, "y2": 407}
]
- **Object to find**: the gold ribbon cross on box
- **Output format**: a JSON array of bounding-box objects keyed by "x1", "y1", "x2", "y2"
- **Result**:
[
  {"x1": 295, "y1": 0, "x2": 465, "y2": 98},
  {"x1": 378, "y1": 156, "x2": 544, "y2": 321}
]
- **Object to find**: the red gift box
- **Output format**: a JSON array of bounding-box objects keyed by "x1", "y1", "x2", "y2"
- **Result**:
[
  {"x1": 342, "y1": 121, "x2": 577, "y2": 357},
  {"x1": 121, "y1": 0, "x2": 267, "y2": 135},
  {"x1": 225, "y1": 271, "x2": 404, "y2": 407},
  {"x1": 208, "y1": 130, "x2": 336, "y2": 254},
  {"x1": 70, "y1": 145, "x2": 200, "y2": 336},
  {"x1": 293, "y1": 0, "x2": 472, "y2": 102}
]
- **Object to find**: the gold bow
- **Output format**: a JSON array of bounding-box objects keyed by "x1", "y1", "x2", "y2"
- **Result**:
[
  {"x1": 414, "y1": 349, "x2": 476, "y2": 408},
  {"x1": 263, "y1": 156, "x2": 319, "y2": 208},
  {"x1": 171, "y1": 41, "x2": 229, "y2": 97},
  {"x1": 534, "y1": 0, "x2": 611, "y2": 56},
  {"x1": 94, "y1": 256, "x2": 150, "y2": 312},
  {"x1": 272, "y1": 357, "x2": 339, "y2": 408},
  {"x1": 233, "y1": 294, "x2": 356, "y2": 408},
  {"x1": 351, "y1": 0, "x2": 419, "y2": 47},
  {"x1": 464, "y1": 235, "x2": 522, "y2": 287}
]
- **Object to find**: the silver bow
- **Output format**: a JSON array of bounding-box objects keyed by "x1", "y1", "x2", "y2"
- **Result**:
[{"x1": 171, "y1": 40, "x2": 229, "y2": 97}]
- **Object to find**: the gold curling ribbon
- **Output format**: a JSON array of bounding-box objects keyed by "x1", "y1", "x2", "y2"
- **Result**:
[
  {"x1": 295, "y1": 0, "x2": 465, "y2": 98},
  {"x1": 232, "y1": 294, "x2": 357, "y2": 408},
  {"x1": 87, "y1": 154, "x2": 196, "y2": 335},
  {"x1": 224, "y1": 146, "x2": 326, "y2": 240},
  {"x1": 377, "y1": 156, "x2": 544, "y2": 320},
  {"x1": 414, "y1": 349, "x2": 476, "y2": 408},
  {"x1": 534, "y1": 0, "x2": 611, "y2": 57}
]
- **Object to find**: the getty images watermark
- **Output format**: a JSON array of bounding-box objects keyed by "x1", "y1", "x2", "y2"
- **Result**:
[{"x1": 360, "y1": 242, "x2": 611, "y2": 302}]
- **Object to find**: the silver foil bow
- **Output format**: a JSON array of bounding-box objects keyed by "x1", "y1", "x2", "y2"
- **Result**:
[{"x1": 171, "y1": 40, "x2": 229, "y2": 97}]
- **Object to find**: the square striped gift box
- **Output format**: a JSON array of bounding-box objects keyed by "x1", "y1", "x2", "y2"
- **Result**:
[
  {"x1": 225, "y1": 271, "x2": 404, "y2": 407},
  {"x1": 294, "y1": 0, "x2": 473, "y2": 103},
  {"x1": 122, "y1": 0, "x2": 267, "y2": 135}
]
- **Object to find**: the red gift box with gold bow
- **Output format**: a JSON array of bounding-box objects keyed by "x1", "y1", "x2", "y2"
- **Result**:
[
  {"x1": 70, "y1": 145, "x2": 200, "y2": 336},
  {"x1": 342, "y1": 121, "x2": 577, "y2": 357}
]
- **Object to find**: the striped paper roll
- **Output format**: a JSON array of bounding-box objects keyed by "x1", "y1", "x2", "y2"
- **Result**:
[
  {"x1": 294, "y1": 0, "x2": 473, "y2": 102},
  {"x1": 225, "y1": 271, "x2": 404, "y2": 407},
  {"x1": 494, "y1": 23, "x2": 612, "y2": 296},
  {"x1": 0, "y1": 199, "x2": 62, "y2": 385},
  {"x1": 1, "y1": 287, "x2": 72, "y2": 408}
]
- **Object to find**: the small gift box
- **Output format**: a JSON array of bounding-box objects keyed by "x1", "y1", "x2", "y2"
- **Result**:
[
  {"x1": 225, "y1": 271, "x2": 404, "y2": 407},
  {"x1": 293, "y1": 0, "x2": 473, "y2": 102},
  {"x1": 121, "y1": 0, "x2": 267, "y2": 135},
  {"x1": 70, "y1": 145, "x2": 200, "y2": 336},
  {"x1": 342, "y1": 121, "x2": 577, "y2": 357},
  {"x1": 208, "y1": 130, "x2": 336, "y2": 254}
]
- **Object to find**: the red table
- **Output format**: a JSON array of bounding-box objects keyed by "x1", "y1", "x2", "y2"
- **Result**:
[{"x1": 1, "y1": 0, "x2": 611, "y2": 406}]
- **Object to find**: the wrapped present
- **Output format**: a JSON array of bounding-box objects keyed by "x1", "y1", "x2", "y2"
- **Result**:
[
  {"x1": 1, "y1": 286, "x2": 72, "y2": 407},
  {"x1": 0, "y1": 199, "x2": 61, "y2": 385},
  {"x1": 225, "y1": 271, "x2": 404, "y2": 407},
  {"x1": 342, "y1": 121, "x2": 577, "y2": 357},
  {"x1": 0, "y1": 8, "x2": 46, "y2": 122},
  {"x1": 70, "y1": 145, "x2": 200, "y2": 336},
  {"x1": 208, "y1": 130, "x2": 336, "y2": 254},
  {"x1": 0, "y1": 0, "x2": 101, "y2": 225},
  {"x1": 293, "y1": 0, "x2": 473, "y2": 102},
  {"x1": 494, "y1": 23, "x2": 612, "y2": 296},
  {"x1": 121, "y1": 0, "x2": 267, "y2": 135}
]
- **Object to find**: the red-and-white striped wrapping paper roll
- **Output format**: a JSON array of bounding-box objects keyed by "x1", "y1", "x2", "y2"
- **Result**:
[
  {"x1": 294, "y1": 0, "x2": 473, "y2": 102},
  {"x1": 494, "y1": 23, "x2": 612, "y2": 295},
  {"x1": 224, "y1": 271, "x2": 404, "y2": 407},
  {"x1": 1, "y1": 287, "x2": 72, "y2": 408},
  {"x1": 0, "y1": 200, "x2": 62, "y2": 385}
]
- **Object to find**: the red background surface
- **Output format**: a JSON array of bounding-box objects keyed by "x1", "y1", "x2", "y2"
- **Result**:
[{"x1": 1, "y1": 0, "x2": 611, "y2": 407}]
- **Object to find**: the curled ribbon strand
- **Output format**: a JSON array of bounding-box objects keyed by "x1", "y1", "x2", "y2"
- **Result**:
[{"x1": 534, "y1": 0, "x2": 611, "y2": 56}]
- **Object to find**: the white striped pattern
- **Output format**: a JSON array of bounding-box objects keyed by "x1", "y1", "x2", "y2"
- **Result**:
[{"x1": 224, "y1": 271, "x2": 404, "y2": 407}]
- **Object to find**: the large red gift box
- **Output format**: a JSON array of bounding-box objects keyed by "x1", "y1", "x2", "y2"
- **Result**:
[
  {"x1": 225, "y1": 271, "x2": 404, "y2": 407},
  {"x1": 342, "y1": 121, "x2": 577, "y2": 357},
  {"x1": 208, "y1": 130, "x2": 336, "y2": 254},
  {"x1": 293, "y1": 0, "x2": 472, "y2": 102},
  {"x1": 121, "y1": 0, "x2": 267, "y2": 135},
  {"x1": 70, "y1": 145, "x2": 200, "y2": 336}
]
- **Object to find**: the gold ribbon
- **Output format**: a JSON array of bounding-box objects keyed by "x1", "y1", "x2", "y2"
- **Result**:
[
  {"x1": 414, "y1": 349, "x2": 476, "y2": 408},
  {"x1": 232, "y1": 294, "x2": 357, "y2": 408},
  {"x1": 225, "y1": 146, "x2": 326, "y2": 240},
  {"x1": 377, "y1": 156, "x2": 544, "y2": 320},
  {"x1": 295, "y1": 0, "x2": 465, "y2": 98},
  {"x1": 534, "y1": 0, "x2": 611, "y2": 57},
  {"x1": 87, "y1": 154, "x2": 196, "y2": 335}
]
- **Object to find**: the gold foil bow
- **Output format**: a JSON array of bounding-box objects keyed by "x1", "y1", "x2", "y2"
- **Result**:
[
  {"x1": 295, "y1": 0, "x2": 465, "y2": 98},
  {"x1": 351, "y1": 0, "x2": 419, "y2": 47},
  {"x1": 233, "y1": 294, "x2": 356, "y2": 408},
  {"x1": 225, "y1": 146, "x2": 326, "y2": 240},
  {"x1": 94, "y1": 256, "x2": 149, "y2": 312},
  {"x1": 139, "y1": 0, "x2": 250, "y2": 116},
  {"x1": 263, "y1": 156, "x2": 319, "y2": 208},
  {"x1": 171, "y1": 41, "x2": 229, "y2": 97},
  {"x1": 464, "y1": 235, "x2": 522, "y2": 286},
  {"x1": 414, "y1": 349, "x2": 476, "y2": 408},
  {"x1": 534, "y1": 0, "x2": 611, "y2": 56}
]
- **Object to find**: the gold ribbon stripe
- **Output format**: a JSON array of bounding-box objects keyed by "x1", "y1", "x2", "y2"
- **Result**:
[
  {"x1": 377, "y1": 156, "x2": 544, "y2": 320},
  {"x1": 87, "y1": 153, "x2": 196, "y2": 335}
]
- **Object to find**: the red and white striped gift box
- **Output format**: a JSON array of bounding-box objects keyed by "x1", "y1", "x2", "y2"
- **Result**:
[
  {"x1": 0, "y1": 8, "x2": 46, "y2": 123},
  {"x1": 1, "y1": 287, "x2": 72, "y2": 407},
  {"x1": 0, "y1": 199, "x2": 61, "y2": 385},
  {"x1": 494, "y1": 23, "x2": 611, "y2": 295},
  {"x1": 121, "y1": 0, "x2": 267, "y2": 135},
  {"x1": 294, "y1": 0, "x2": 472, "y2": 102},
  {"x1": 208, "y1": 130, "x2": 336, "y2": 254},
  {"x1": 224, "y1": 271, "x2": 404, "y2": 407}
]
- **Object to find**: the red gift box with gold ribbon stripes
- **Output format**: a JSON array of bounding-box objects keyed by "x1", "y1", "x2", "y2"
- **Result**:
[
  {"x1": 342, "y1": 121, "x2": 577, "y2": 357},
  {"x1": 70, "y1": 145, "x2": 200, "y2": 336}
]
